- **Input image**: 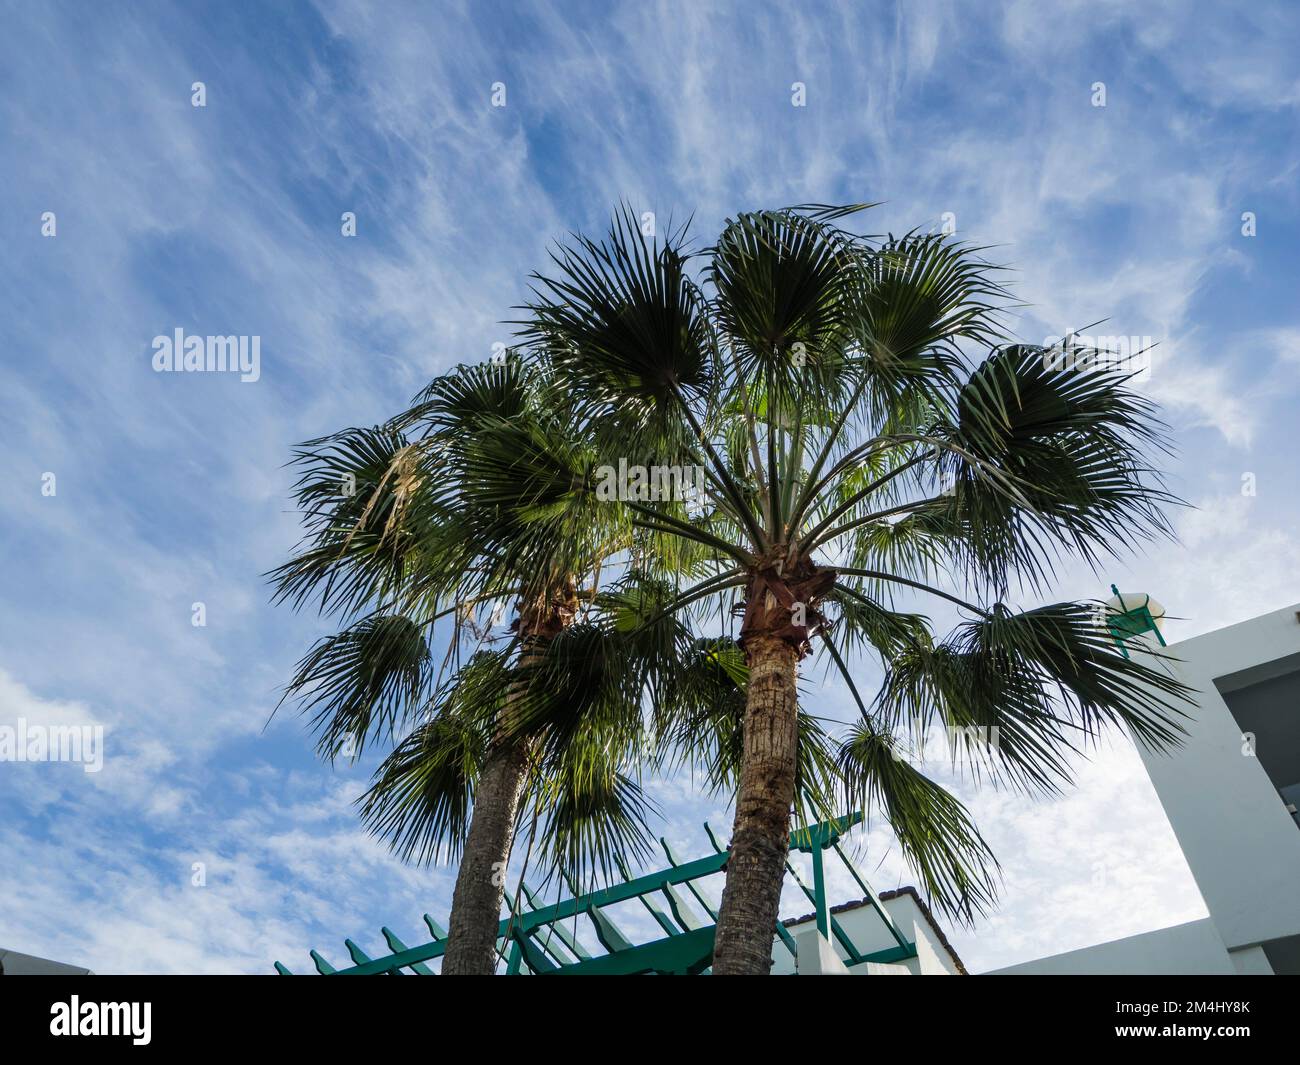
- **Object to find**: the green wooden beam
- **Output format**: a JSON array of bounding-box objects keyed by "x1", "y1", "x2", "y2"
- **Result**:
[
  {"x1": 546, "y1": 925, "x2": 716, "y2": 976},
  {"x1": 346, "y1": 937, "x2": 404, "y2": 975},
  {"x1": 660, "y1": 838, "x2": 719, "y2": 922},
  {"x1": 522, "y1": 882, "x2": 590, "y2": 962},
  {"x1": 559, "y1": 869, "x2": 636, "y2": 953},
  {"x1": 517, "y1": 851, "x2": 726, "y2": 936},
  {"x1": 782, "y1": 852, "x2": 864, "y2": 964},
  {"x1": 286, "y1": 815, "x2": 882, "y2": 976},
  {"x1": 516, "y1": 884, "x2": 578, "y2": 967},
  {"x1": 381, "y1": 927, "x2": 435, "y2": 975},
  {"x1": 859, "y1": 943, "x2": 917, "y2": 965},
  {"x1": 616, "y1": 855, "x2": 683, "y2": 937},
  {"x1": 830, "y1": 841, "x2": 911, "y2": 951},
  {"x1": 508, "y1": 926, "x2": 558, "y2": 973},
  {"x1": 661, "y1": 882, "x2": 706, "y2": 932},
  {"x1": 505, "y1": 884, "x2": 584, "y2": 973},
  {"x1": 810, "y1": 845, "x2": 831, "y2": 941},
  {"x1": 582, "y1": 900, "x2": 634, "y2": 953},
  {"x1": 790, "y1": 812, "x2": 864, "y2": 852}
]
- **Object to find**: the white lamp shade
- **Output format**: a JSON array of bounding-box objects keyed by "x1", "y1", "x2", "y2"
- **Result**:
[{"x1": 1104, "y1": 591, "x2": 1166, "y2": 631}]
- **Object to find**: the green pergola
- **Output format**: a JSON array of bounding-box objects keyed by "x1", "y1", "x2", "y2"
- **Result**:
[{"x1": 274, "y1": 813, "x2": 917, "y2": 975}]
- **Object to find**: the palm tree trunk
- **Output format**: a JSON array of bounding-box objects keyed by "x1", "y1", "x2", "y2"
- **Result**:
[
  {"x1": 711, "y1": 631, "x2": 800, "y2": 975},
  {"x1": 441, "y1": 579, "x2": 578, "y2": 975},
  {"x1": 441, "y1": 734, "x2": 530, "y2": 974}
]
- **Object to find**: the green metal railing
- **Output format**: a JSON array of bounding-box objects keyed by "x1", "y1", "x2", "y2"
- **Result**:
[{"x1": 275, "y1": 813, "x2": 916, "y2": 975}]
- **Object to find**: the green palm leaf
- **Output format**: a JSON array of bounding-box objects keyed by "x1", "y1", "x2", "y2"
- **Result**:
[
  {"x1": 282, "y1": 612, "x2": 434, "y2": 761},
  {"x1": 838, "y1": 722, "x2": 1000, "y2": 923}
]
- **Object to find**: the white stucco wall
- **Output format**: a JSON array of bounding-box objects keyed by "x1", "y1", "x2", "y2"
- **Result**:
[
  {"x1": 985, "y1": 918, "x2": 1235, "y2": 975},
  {"x1": 769, "y1": 603, "x2": 1300, "y2": 976},
  {"x1": 771, "y1": 891, "x2": 963, "y2": 974},
  {"x1": 1130, "y1": 603, "x2": 1300, "y2": 952},
  {"x1": 0, "y1": 946, "x2": 93, "y2": 975}
]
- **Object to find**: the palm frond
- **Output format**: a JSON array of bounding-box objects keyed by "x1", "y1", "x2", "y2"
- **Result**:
[
  {"x1": 358, "y1": 697, "x2": 493, "y2": 866},
  {"x1": 837, "y1": 722, "x2": 1001, "y2": 924},
  {"x1": 519, "y1": 205, "x2": 714, "y2": 415},
  {"x1": 269, "y1": 425, "x2": 439, "y2": 617},
  {"x1": 531, "y1": 751, "x2": 659, "y2": 891},
  {"x1": 848, "y1": 232, "x2": 1011, "y2": 425},
  {"x1": 282, "y1": 612, "x2": 434, "y2": 761},
  {"x1": 932, "y1": 343, "x2": 1181, "y2": 592},
  {"x1": 874, "y1": 601, "x2": 1195, "y2": 794}
]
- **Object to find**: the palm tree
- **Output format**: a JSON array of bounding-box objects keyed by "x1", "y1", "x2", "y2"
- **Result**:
[
  {"x1": 520, "y1": 204, "x2": 1195, "y2": 974},
  {"x1": 271, "y1": 359, "x2": 678, "y2": 973}
]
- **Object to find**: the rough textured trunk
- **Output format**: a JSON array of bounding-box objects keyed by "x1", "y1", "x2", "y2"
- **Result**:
[
  {"x1": 712, "y1": 557, "x2": 834, "y2": 975},
  {"x1": 441, "y1": 735, "x2": 530, "y2": 974},
  {"x1": 711, "y1": 631, "x2": 801, "y2": 975},
  {"x1": 441, "y1": 578, "x2": 578, "y2": 975}
]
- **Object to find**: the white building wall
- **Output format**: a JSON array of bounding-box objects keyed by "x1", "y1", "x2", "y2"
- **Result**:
[
  {"x1": 771, "y1": 603, "x2": 1300, "y2": 976},
  {"x1": 1130, "y1": 603, "x2": 1300, "y2": 954},
  {"x1": 772, "y1": 891, "x2": 962, "y2": 975},
  {"x1": 988, "y1": 602, "x2": 1300, "y2": 975},
  {"x1": 986, "y1": 918, "x2": 1234, "y2": 975}
]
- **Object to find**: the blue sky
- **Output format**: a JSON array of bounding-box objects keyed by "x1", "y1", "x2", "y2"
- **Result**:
[{"x1": 2, "y1": 0, "x2": 1298, "y2": 974}]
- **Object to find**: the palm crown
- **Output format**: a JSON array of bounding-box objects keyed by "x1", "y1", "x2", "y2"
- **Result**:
[
  {"x1": 271, "y1": 359, "x2": 709, "y2": 972},
  {"x1": 273, "y1": 201, "x2": 1194, "y2": 976},
  {"x1": 516, "y1": 203, "x2": 1195, "y2": 973}
]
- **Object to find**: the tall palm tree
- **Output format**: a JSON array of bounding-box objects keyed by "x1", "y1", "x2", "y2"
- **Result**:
[
  {"x1": 271, "y1": 360, "x2": 677, "y2": 973},
  {"x1": 520, "y1": 204, "x2": 1195, "y2": 974}
]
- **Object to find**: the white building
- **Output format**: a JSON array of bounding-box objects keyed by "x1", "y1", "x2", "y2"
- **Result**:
[
  {"x1": 0, "y1": 947, "x2": 92, "y2": 975},
  {"x1": 780, "y1": 599, "x2": 1300, "y2": 975},
  {"x1": 989, "y1": 599, "x2": 1300, "y2": 975},
  {"x1": 773, "y1": 887, "x2": 968, "y2": 975}
]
